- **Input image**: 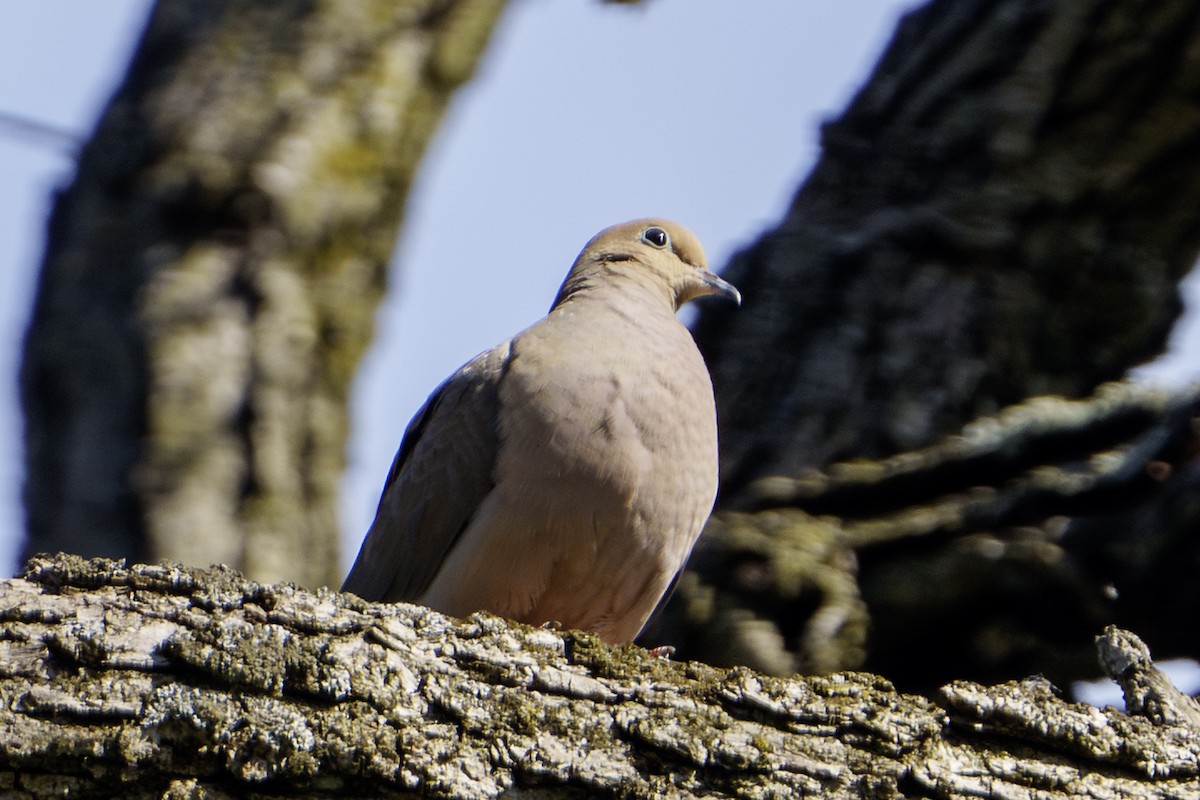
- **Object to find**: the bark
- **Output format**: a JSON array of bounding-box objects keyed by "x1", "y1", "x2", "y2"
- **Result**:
[
  {"x1": 1, "y1": 554, "x2": 1197, "y2": 799},
  {"x1": 18, "y1": 0, "x2": 508, "y2": 588},
  {"x1": 647, "y1": 381, "x2": 1200, "y2": 693}
]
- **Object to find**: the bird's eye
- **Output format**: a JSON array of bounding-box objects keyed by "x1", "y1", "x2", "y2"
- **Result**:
[{"x1": 641, "y1": 226, "x2": 670, "y2": 249}]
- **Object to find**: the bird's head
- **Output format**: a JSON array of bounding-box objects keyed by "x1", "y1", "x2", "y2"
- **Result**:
[{"x1": 552, "y1": 219, "x2": 741, "y2": 312}]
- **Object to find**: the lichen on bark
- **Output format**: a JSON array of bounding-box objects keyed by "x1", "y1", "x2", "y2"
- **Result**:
[{"x1": 0, "y1": 554, "x2": 1197, "y2": 799}]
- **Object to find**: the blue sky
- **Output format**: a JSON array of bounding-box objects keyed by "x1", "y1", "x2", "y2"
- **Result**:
[{"x1": 1, "y1": 0, "x2": 1197, "y2": 582}]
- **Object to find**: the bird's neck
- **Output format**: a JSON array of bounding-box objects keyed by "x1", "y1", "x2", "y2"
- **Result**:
[{"x1": 551, "y1": 267, "x2": 678, "y2": 314}]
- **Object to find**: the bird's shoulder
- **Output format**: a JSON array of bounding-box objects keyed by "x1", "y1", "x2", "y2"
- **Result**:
[{"x1": 381, "y1": 340, "x2": 512, "y2": 493}]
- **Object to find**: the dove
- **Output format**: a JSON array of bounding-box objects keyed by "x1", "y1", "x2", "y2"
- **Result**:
[{"x1": 342, "y1": 219, "x2": 740, "y2": 643}]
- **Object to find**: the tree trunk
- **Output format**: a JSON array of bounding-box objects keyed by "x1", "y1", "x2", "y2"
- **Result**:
[
  {"x1": 1, "y1": 554, "x2": 1197, "y2": 799},
  {"x1": 19, "y1": 0, "x2": 507, "y2": 589},
  {"x1": 663, "y1": 0, "x2": 1200, "y2": 689},
  {"x1": 694, "y1": 0, "x2": 1200, "y2": 492}
]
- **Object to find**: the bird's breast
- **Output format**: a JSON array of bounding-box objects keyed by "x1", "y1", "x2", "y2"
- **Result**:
[{"x1": 498, "y1": 306, "x2": 718, "y2": 510}]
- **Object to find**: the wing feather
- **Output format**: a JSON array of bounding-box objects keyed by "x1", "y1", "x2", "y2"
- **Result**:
[{"x1": 341, "y1": 342, "x2": 511, "y2": 601}]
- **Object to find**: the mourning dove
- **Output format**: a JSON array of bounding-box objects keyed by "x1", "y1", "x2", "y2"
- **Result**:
[{"x1": 342, "y1": 219, "x2": 740, "y2": 643}]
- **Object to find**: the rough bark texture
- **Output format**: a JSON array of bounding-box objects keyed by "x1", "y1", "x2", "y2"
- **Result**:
[
  {"x1": 1, "y1": 554, "x2": 1197, "y2": 799},
  {"x1": 19, "y1": 0, "x2": 508, "y2": 588},
  {"x1": 647, "y1": 381, "x2": 1200, "y2": 693},
  {"x1": 665, "y1": 0, "x2": 1200, "y2": 690}
]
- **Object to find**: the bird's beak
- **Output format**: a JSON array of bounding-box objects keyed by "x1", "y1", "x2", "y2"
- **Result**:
[{"x1": 698, "y1": 269, "x2": 742, "y2": 305}]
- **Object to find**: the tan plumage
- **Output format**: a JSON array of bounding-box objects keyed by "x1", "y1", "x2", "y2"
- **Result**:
[{"x1": 342, "y1": 219, "x2": 740, "y2": 643}]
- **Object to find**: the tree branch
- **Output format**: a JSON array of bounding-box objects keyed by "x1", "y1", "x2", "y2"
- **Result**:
[
  {"x1": 0, "y1": 554, "x2": 1194, "y2": 798},
  {"x1": 19, "y1": 0, "x2": 509, "y2": 588},
  {"x1": 651, "y1": 381, "x2": 1200, "y2": 691}
]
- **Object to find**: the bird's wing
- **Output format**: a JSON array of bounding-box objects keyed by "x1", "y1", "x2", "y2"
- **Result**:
[{"x1": 341, "y1": 342, "x2": 511, "y2": 601}]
